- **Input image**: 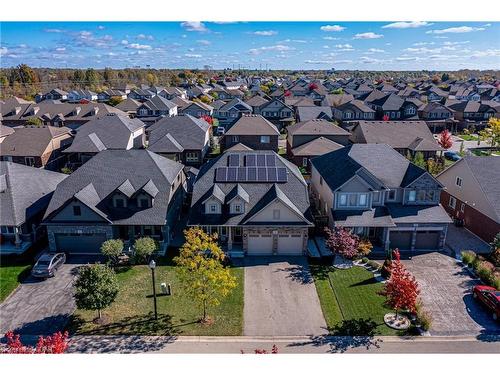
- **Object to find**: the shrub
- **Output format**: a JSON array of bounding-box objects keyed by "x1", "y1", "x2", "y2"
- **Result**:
[
  {"x1": 357, "y1": 239, "x2": 373, "y2": 258},
  {"x1": 361, "y1": 257, "x2": 369, "y2": 264},
  {"x1": 472, "y1": 256, "x2": 481, "y2": 271},
  {"x1": 367, "y1": 260, "x2": 381, "y2": 270},
  {"x1": 134, "y1": 237, "x2": 157, "y2": 263},
  {"x1": 476, "y1": 264, "x2": 495, "y2": 285},
  {"x1": 417, "y1": 309, "x2": 433, "y2": 331},
  {"x1": 381, "y1": 258, "x2": 392, "y2": 279},
  {"x1": 492, "y1": 277, "x2": 500, "y2": 291},
  {"x1": 461, "y1": 250, "x2": 476, "y2": 266},
  {"x1": 101, "y1": 239, "x2": 124, "y2": 265}
]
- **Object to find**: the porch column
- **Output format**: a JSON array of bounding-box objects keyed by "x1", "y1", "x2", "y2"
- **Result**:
[
  {"x1": 384, "y1": 228, "x2": 390, "y2": 253},
  {"x1": 227, "y1": 227, "x2": 233, "y2": 251},
  {"x1": 14, "y1": 226, "x2": 21, "y2": 248}
]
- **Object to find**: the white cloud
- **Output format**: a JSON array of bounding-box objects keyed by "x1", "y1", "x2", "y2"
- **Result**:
[
  {"x1": 97, "y1": 25, "x2": 105, "y2": 30},
  {"x1": 197, "y1": 39, "x2": 211, "y2": 45},
  {"x1": 248, "y1": 44, "x2": 294, "y2": 55},
  {"x1": 253, "y1": 30, "x2": 278, "y2": 36},
  {"x1": 354, "y1": 32, "x2": 383, "y2": 39},
  {"x1": 304, "y1": 60, "x2": 331, "y2": 64},
  {"x1": 413, "y1": 41, "x2": 435, "y2": 46},
  {"x1": 320, "y1": 25, "x2": 345, "y2": 32},
  {"x1": 280, "y1": 39, "x2": 307, "y2": 43},
  {"x1": 426, "y1": 26, "x2": 485, "y2": 34},
  {"x1": 127, "y1": 43, "x2": 152, "y2": 50},
  {"x1": 44, "y1": 28, "x2": 63, "y2": 33},
  {"x1": 323, "y1": 36, "x2": 338, "y2": 41},
  {"x1": 470, "y1": 49, "x2": 500, "y2": 58},
  {"x1": 0, "y1": 47, "x2": 8, "y2": 56},
  {"x1": 396, "y1": 56, "x2": 418, "y2": 61},
  {"x1": 137, "y1": 34, "x2": 154, "y2": 40},
  {"x1": 181, "y1": 21, "x2": 209, "y2": 32},
  {"x1": 360, "y1": 56, "x2": 381, "y2": 64},
  {"x1": 55, "y1": 47, "x2": 66, "y2": 52},
  {"x1": 185, "y1": 53, "x2": 202, "y2": 58},
  {"x1": 382, "y1": 21, "x2": 431, "y2": 29},
  {"x1": 443, "y1": 41, "x2": 470, "y2": 46},
  {"x1": 366, "y1": 48, "x2": 385, "y2": 53},
  {"x1": 121, "y1": 40, "x2": 129, "y2": 45},
  {"x1": 334, "y1": 44, "x2": 354, "y2": 51}
]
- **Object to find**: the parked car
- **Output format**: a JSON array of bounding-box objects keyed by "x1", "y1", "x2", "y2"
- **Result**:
[
  {"x1": 444, "y1": 151, "x2": 462, "y2": 161},
  {"x1": 472, "y1": 284, "x2": 500, "y2": 320},
  {"x1": 31, "y1": 253, "x2": 66, "y2": 278},
  {"x1": 216, "y1": 126, "x2": 225, "y2": 135}
]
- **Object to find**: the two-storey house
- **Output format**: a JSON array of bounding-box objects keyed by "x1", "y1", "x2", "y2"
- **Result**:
[{"x1": 221, "y1": 115, "x2": 279, "y2": 152}]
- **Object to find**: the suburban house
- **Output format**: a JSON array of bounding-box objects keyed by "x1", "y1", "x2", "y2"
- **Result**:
[
  {"x1": 418, "y1": 102, "x2": 457, "y2": 133},
  {"x1": 0, "y1": 125, "x2": 73, "y2": 170},
  {"x1": 128, "y1": 88, "x2": 155, "y2": 102},
  {"x1": 221, "y1": 115, "x2": 279, "y2": 152},
  {"x1": 136, "y1": 96, "x2": 178, "y2": 119},
  {"x1": 349, "y1": 121, "x2": 442, "y2": 159},
  {"x1": 310, "y1": 144, "x2": 451, "y2": 252},
  {"x1": 181, "y1": 101, "x2": 214, "y2": 118},
  {"x1": 147, "y1": 114, "x2": 211, "y2": 167},
  {"x1": 43, "y1": 149, "x2": 186, "y2": 254},
  {"x1": 437, "y1": 156, "x2": 500, "y2": 243},
  {"x1": 36, "y1": 89, "x2": 68, "y2": 102},
  {"x1": 97, "y1": 89, "x2": 127, "y2": 102},
  {"x1": 0, "y1": 124, "x2": 15, "y2": 143},
  {"x1": 213, "y1": 98, "x2": 252, "y2": 128},
  {"x1": 188, "y1": 150, "x2": 313, "y2": 255},
  {"x1": 67, "y1": 89, "x2": 98, "y2": 103},
  {"x1": 258, "y1": 98, "x2": 294, "y2": 129},
  {"x1": 0, "y1": 162, "x2": 67, "y2": 254},
  {"x1": 286, "y1": 119, "x2": 350, "y2": 171},
  {"x1": 245, "y1": 95, "x2": 269, "y2": 114},
  {"x1": 332, "y1": 100, "x2": 376, "y2": 123},
  {"x1": 63, "y1": 113, "x2": 146, "y2": 166},
  {"x1": 295, "y1": 106, "x2": 333, "y2": 122},
  {"x1": 446, "y1": 100, "x2": 499, "y2": 130},
  {"x1": 115, "y1": 97, "x2": 141, "y2": 116},
  {"x1": 158, "y1": 87, "x2": 187, "y2": 100}
]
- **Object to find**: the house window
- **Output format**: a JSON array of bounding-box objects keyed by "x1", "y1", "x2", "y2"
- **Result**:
[
  {"x1": 349, "y1": 194, "x2": 357, "y2": 206},
  {"x1": 139, "y1": 198, "x2": 150, "y2": 208},
  {"x1": 449, "y1": 196, "x2": 457, "y2": 209},
  {"x1": 417, "y1": 190, "x2": 426, "y2": 201},
  {"x1": 460, "y1": 203, "x2": 465, "y2": 213},
  {"x1": 408, "y1": 190, "x2": 417, "y2": 202},
  {"x1": 115, "y1": 198, "x2": 125, "y2": 208},
  {"x1": 1, "y1": 226, "x2": 14, "y2": 234},
  {"x1": 231, "y1": 136, "x2": 239, "y2": 143},
  {"x1": 456, "y1": 177, "x2": 463, "y2": 187},
  {"x1": 234, "y1": 204, "x2": 242, "y2": 214},
  {"x1": 373, "y1": 191, "x2": 380, "y2": 203},
  {"x1": 426, "y1": 190, "x2": 436, "y2": 201},
  {"x1": 260, "y1": 135, "x2": 270, "y2": 144},
  {"x1": 209, "y1": 204, "x2": 218, "y2": 213},
  {"x1": 25, "y1": 157, "x2": 35, "y2": 167},
  {"x1": 339, "y1": 194, "x2": 347, "y2": 206},
  {"x1": 186, "y1": 152, "x2": 198, "y2": 162},
  {"x1": 302, "y1": 158, "x2": 308, "y2": 167},
  {"x1": 73, "y1": 205, "x2": 82, "y2": 216},
  {"x1": 273, "y1": 209, "x2": 280, "y2": 220},
  {"x1": 358, "y1": 194, "x2": 367, "y2": 206},
  {"x1": 387, "y1": 189, "x2": 396, "y2": 201}
]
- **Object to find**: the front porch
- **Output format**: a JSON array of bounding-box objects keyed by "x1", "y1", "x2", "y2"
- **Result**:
[{"x1": 0, "y1": 228, "x2": 33, "y2": 255}]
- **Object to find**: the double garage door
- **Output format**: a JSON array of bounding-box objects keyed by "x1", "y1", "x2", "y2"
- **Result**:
[
  {"x1": 247, "y1": 233, "x2": 303, "y2": 255},
  {"x1": 54, "y1": 233, "x2": 107, "y2": 254},
  {"x1": 389, "y1": 230, "x2": 441, "y2": 251}
]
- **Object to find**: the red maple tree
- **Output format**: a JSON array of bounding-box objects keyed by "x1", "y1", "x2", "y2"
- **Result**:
[
  {"x1": 200, "y1": 115, "x2": 213, "y2": 125},
  {"x1": 379, "y1": 250, "x2": 420, "y2": 316},
  {"x1": 2, "y1": 331, "x2": 69, "y2": 354},
  {"x1": 284, "y1": 90, "x2": 292, "y2": 97},
  {"x1": 382, "y1": 114, "x2": 390, "y2": 121},
  {"x1": 437, "y1": 129, "x2": 453, "y2": 149},
  {"x1": 308, "y1": 82, "x2": 319, "y2": 91},
  {"x1": 324, "y1": 227, "x2": 360, "y2": 260}
]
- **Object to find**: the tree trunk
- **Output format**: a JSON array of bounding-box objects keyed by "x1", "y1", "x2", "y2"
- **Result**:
[
  {"x1": 98, "y1": 309, "x2": 102, "y2": 320},
  {"x1": 202, "y1": 300, "x2": 207, "y2": 322}
]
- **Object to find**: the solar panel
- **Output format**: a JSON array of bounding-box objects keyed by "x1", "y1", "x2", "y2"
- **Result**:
[
  {"x1": 267, "y1": 167, "x2": 277, "y2": 181},
  {"x1": 266, "y1": 154, "x2": 276, "y2": 166},
  {"x1": 237, "y1": 167, "x2": 247, "y2": 181},
  {"x1": 245, "y1": 154, "x2": 256, "y2": 167},
  {"x1": 247, "y1": 167, "x2": 257, "y2": 181},
  {"x1": 228, "y1": 154, "x2": 240, "y2": 167},
  {"x1": 216, "y1": 167, "x2": 227, "y2": 182},
  {"x1": 257, "y1": 167, "x2": 267, "y2": 181},
  {"x1": 277, "y1": 168, "x2": 287, "y2": 182},
  {"x1": 257, "y1": 154, "x2": 266, "y2": 167},
  {"x1": 227, "y1": 167, "x2": 238, "y2": 181}
]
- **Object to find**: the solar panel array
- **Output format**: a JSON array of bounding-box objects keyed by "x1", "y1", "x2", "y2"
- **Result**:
[{"x1": 215, "y1": 166, "x2": 288, "y2": 183}]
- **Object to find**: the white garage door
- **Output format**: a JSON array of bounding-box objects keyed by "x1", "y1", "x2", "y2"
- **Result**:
[
  {"x1": 247, "y1": 234, "x2": 273, "y2": 255},
  {"x1": 277, "y1": 234, "x2": 304, "y2": 255}
]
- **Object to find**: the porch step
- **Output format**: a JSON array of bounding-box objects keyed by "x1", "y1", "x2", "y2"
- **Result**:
[
  {"x1": 314, "y1": 237, "x2": 333, "y2": 257},
  {"x1": 228, "y1": 251, "x2": 245, "y2": 258},
  {"x1": 307, "y1": 239, "x2": 321, "y2": 258}
]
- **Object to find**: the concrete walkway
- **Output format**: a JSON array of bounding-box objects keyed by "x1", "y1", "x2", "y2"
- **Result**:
[
  {"x1": 65, "y1": 334, "x2": 500, "y2": 353},
  {"x1": 445, "y1": 224, "x2": 491, "y2": 255},
  {"x1": 242, "y1": 256, "x2": 327, "y2": 336}
]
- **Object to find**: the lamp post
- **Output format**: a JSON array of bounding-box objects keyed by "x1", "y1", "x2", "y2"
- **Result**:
[{"x1": 148, "y1": 259, "x2": 158, "y2": 320}]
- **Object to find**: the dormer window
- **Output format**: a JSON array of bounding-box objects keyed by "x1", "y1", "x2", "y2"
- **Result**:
[
  {"x1": 209, "y1": 204, "x2": 218, "y2": 213},
  {"x1": 73, "y1": 205, "x2": 81, "y2": 216},
  {"x1": 138, "y1": 197, "x2": 150, "y2": 208},
  {"x1": 115, "y1": 198, "x2": 125, "y2": 208},
  {"x1": 387, "y1": 189, "x2": 396, "y2": 201}
]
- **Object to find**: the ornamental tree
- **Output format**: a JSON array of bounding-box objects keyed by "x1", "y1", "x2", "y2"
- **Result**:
[
  {"x1": 3, "y1": 331, "x2": 69, "y2": 354},
  {"x1": 308, "y1": 82, "x2": 319, "y2": 91},
  {"x1": 201, "y1": 114, "x2": 214, "y2": 125},
  {"x1": 324, "y1": 227, "x2": 360, "y2": 260},
  {"x1": 134, "y1": 237, "x2": 157, "y2": 264},
  {"x1": 174, "y1": 227, "x2": 237, "y2": 322},
  {"x1": 479, "y1": 117, "x2": 500, "y2": 151},
  {"x1": 101, "y1": 239, "x2": 124, "y2": 266},
  {"x1": 284, "y1": 90, "x2": 292, "y2": 97},
  {"x1": 379, "y1": 250, "x2": 420, "y2": 316},
  {"x1": 438, "y1": 129, "x2": 453, "y2": 150},
  {"x1": 382, "y1": 114, "x2": 390, "y2": 121},
  {"x1": 74, "y1": 264, "x2": 119, "y2": 321}
]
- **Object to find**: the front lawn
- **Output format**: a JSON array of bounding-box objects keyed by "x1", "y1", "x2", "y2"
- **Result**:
[
  {"x1": 68, "y1": 257, "x2": 244, "y2": 336},
  {"x1": 0, "y1": 261, "x2": 31, "y2": 302},
  {"x1": 311, "y1": 264, "x2": 411, "y2": 336},
  {"x1": 459, "y1": 134, "x2": 479, "y2": 141}
]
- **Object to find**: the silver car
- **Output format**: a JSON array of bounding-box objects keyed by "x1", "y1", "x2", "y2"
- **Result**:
[{"x1": 31, "y1": 253, "x2": 66, "y2": 278}]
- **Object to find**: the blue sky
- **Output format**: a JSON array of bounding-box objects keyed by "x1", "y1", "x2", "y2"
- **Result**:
[{"x1": 1, "y1": 22, "x2": 499, "y2": 70}]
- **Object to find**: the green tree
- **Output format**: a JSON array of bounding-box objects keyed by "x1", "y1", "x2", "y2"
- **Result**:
[
  {"x1": 101, "y1": 239, "x2": 124, "y2": 265},
  {"x1": 441, "y1": 73, "x2": 450, "y2": 82},
  {"x1": 491, "y1": 232, "x2": 500, "y2": 267},
  {"x1": 84, "y1": 68, "x2": 100, "y2": 87},
  {"x1": 146, "y1": 72, "x2": 158, "y2": 86},
  {"x1": 108, "y1": 96, "x2": 124, "y2": 106},
  {"x1": 72, "y1": 70, "x2": 85, "y2": 84},
  {"x1": 174, "y1": 227, "x2": 237, "y2": 322},
  {"x1": 134, "y1": 237, "x2": 157, "y2": 263},
  {"x1": 25, "y1": 117, "x2": 42, "y2": 127},
  {"x1": 412, "y1": 152, "x2": 426, "y2": 169},
  {"x1": 103, "y1": 67, "x2": 116, "y2": 86},
  {"x1": 74, "y1": 264, "x2": 119, "y2": 320},
  {"x1": 479, "y1": 117, "x2": 500, "y2": 153}
]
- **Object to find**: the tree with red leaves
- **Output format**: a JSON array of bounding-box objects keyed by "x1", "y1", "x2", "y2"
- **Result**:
[
  {"x1": 324, "y1": 226, "x2": 360, "y2": 260},
  {"x1": 2, "y1": 331, "x2": 69, "y2": 354},
  {"x1": 284, "y1": 90, "x2": 292, "y2": 97},
  {"x1": 379, "y1": 250, "x2": 420, "y2": 317},
  {"x1": 308, "y1": 82, "x2": 318, "y2": 91},
  {"x1": 382, "y1": 114, "x2": 390, "y2": 121},
  {"x1": 201, "y1": 114, "x2": 213, "y2": 125},
  {"x1": 437, "y1": 129, "x2": 453, "y2": 150}
]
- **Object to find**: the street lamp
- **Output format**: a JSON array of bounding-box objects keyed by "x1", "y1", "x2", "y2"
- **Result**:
[{"x1": 148, "y1": 259, "x2": 158, "y2": 320}]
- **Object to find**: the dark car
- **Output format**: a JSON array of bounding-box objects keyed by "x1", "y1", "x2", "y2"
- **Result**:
[
  {"x1": 444, "y1": 151, "x2": 462, "y2": 161},
  {"x1": 472, "y1": 284, "x2": 500, "y2": 321},
  {"x1": 31, "y1": 253, "x2": 66, "y2": 279}
]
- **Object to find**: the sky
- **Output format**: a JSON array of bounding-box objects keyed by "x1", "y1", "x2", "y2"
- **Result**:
[{"x1": 0, "y1": 21, "x2": 499, "y2": 70}]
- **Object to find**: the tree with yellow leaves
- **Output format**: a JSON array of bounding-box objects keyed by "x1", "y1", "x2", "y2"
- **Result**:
[
  {"x1": 479, "y1": 117, "x2": 500, "y2": 153},
  {"x1": 174, "y1": 227, "x2": 237, "y2": 323}
]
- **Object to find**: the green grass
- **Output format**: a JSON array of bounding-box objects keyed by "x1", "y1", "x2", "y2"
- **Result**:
[
  {"x1": 0, "y1": 262, "x2": 31, "y2": 302},
  {"x1": 472, "y1": 149, "x2": 500, "y2": 157},
  {"x1": 311, "y1": 264, "x2": 412, "y2": 336},
  {"x1": 68, "y1": 257, "x2": 244, "y2": 336},
  {"x1": 459, "y1": 134, "x2": 479, "y2": 141}
]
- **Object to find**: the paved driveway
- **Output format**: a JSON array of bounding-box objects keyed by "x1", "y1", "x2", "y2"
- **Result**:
[
  {"x1": 242, "y1": 256, "x2": 327, "y2": 336},
  {"x1": 403, "y1": 253, "x2": 499, "y2": 336},
  {"x1": 446, "y1": 224, "x2": 491, "y2": 255},
  {"x1": 0, "y1": 257, "x2": 86, "y2": 336}
]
